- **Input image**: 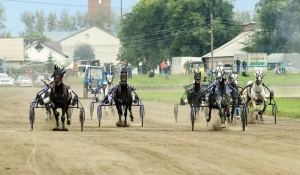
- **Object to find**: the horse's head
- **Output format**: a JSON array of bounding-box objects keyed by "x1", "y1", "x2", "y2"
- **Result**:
[
  {"x1": 51, "y1": 65, "x2": 66, "y2": 87},
  {"x1": 194, "y1": 72, "x2": 201, "y2": 84},
  {"x1": 228, "y1": 72, "x2": 238, "y2": 86},
  {"x1": 254, "y1": 68, "x2": 263, "y2": 84},
  {"x1": 215, "y1": 65, "x2": 226, "y2": 82},
  {"x1": 120, "y1": 69, "x2": 127, "y2": 85}
]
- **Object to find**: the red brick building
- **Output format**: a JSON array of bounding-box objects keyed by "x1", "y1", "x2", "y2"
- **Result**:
[{"x1": 88, "y1": 0, "x2": 111, "y2": 15}]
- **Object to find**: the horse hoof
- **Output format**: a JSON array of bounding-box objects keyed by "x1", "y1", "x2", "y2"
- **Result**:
[
  {"x1": 130, "y1": 117, "x2": 134, "y2": 122},
  {"x1": 116, "y1": 122, "x2": 123, "y2": 127},
  {"x1": 67, "y1": 120, "x2": 71, "y2": 125},
  {"x1": 52, "y1": 127, "x2": 61, "y2": 131},
  {"x1": 260, "y1": 117, "x2": 264, "y2": 121},
  {"x1": 206, "y1": 117, "x2": 211, "y2": 122},
  {"x1": 221, "y1": 123, "x2": 226, "y2": 128},
  {"x1": 61, "y1": 127, "x2": 68, "y2": 131},
  {"x1": 236, "y1": 116, "x2": 240, "y2": 120}
]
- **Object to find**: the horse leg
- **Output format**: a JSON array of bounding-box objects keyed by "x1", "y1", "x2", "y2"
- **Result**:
[
  {"x1": 124, "y1": 106, "x2": 128, "y2": 126},
  {"x1": 258, "y1": 100, "x2": 267, "y2": 121},
  {"x1": 52, "y1": 106, "x2": 60, "y2": 131},
  {"x1": 207, "y1": 107, "x2": 212, "y2": 122},
  {"x1": 116, "y1": 100, "x2": 123, "y2": 126},
  {"x1": 216, "y1": 99, "x2": 226, "y2": 128},
  {"x1": 129, "y1": 105, "x2": 134, "y2": 122},
  {"x1": 61, "y1": 106, "x2": 68, "y2": 131},
  {"x1": 66, "y1": 107, "x2": 71, "y2": 125}
]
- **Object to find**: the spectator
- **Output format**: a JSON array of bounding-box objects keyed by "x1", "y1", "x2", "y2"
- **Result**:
[
  {"x1": 242, "y1": 59, "x2": 247, "y2": 73},
  {"x1": 73, "y1": 62, "x2": 79, "y2": 78},
  {"x1": 127, "y1": 63, "x2": 133, "y2": 79},
  {"x1": 160, "y1": 60, "x2": 167, "y2": 75},
  {"x1": 281, "y1": 61, "x2": 286, "y2": 74},
  {"x1": 138, "y1": 60, "x2": 143, "y2": 75},
  {"x1": 85, "y1": 62, "x2": 90, "y2": 73},
  {"x1": 183, "y1": 60, "x2": 190, "y2": 75},
  {"x1": 10, "y1": 72, "x2": 15, "y2": 84},
  {"x1": 166, "y1": 58, "x2": 171, "y2": 75},
  {"x1": 193, "y1": 64, "x2": 200, "y2": 74},
  {"x1": 143, "y1": 57, "x2": 147, "y2": 74},
  {"x1": 236, "y1": 58, "x2": 241, "y2": 74}
]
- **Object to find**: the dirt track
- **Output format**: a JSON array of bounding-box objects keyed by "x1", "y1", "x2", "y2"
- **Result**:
[{"x1": 0, "y1": 86, "x2": 300, "y2": 175}]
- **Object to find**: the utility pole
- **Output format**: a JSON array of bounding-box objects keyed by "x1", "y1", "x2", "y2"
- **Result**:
[
  {"x1": 121, "y1": 0, "x2": 123, "y2": 21},
  {"x1": 210, "y1": 13, "x2": 214, "y2": 81}
]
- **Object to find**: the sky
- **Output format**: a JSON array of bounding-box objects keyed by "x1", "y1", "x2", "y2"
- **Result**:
[{"x1": 0, "y1": 0, "x2": 259, "y2": 36}]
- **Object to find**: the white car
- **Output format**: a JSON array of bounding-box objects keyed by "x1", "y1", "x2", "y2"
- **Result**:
[
  {"x1": 0, "y1": 73, "x2": 13, "y2": 86},
  {"x1": 16, "y1": 75, "x2": 33, "y2": 87}
]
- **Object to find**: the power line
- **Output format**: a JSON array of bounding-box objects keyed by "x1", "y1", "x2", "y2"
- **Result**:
[{"x1": 2, "y1": 0, "x2": 130, "y2": 10}]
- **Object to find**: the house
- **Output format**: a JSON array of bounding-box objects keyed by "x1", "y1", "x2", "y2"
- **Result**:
[
  {"x1": 201, "y1": 22, "x2": 268, "y2": 71},
  {"x1": 59, "y1": 26, "x2": 120, "y2": 65},
  {"x1": 24, "y1": 41, "x2": 69, "y2": 65},
  {"x1": 0, "y1": 38, "x2": 24, "y2": 68},
  {"x1": 267, "y1": 53, "x2": 300, "y2": 73}
]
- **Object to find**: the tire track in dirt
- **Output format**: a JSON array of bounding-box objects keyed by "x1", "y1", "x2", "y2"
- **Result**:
[{"x1": 26, "y1": 136, "x2": 40, "y2": 175}]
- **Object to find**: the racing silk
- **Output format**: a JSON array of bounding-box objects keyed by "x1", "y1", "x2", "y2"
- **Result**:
[
  {"x1": 210, "y1": 80, "x2": 232, "y2": 97},
  {"x1": 108, "y1": 84, "x2": 136, "y2": 94}
]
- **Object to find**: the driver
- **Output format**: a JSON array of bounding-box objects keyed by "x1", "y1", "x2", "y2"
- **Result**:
[{"x1": 103, "y1": 68, "x2": 138, "y2": 104}]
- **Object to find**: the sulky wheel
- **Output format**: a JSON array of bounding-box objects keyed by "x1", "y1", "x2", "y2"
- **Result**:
[
  {"x1": 90, "y1": 102, "x2": 94, "y2": 120},
  {"x1": 79, "y1": 108, "x2": 85, "y2": 131},
  {"x1": 97, "y1": 105, "x2": 102, "y2": 127},
  {"x1": 272, "y1": 104, "x2": 278, "y2": 124},
  {"x1": 139, "y1": 106, "x2": 145, "y2": 127},
  {"x1": 190, "y1": 107, "x2": 196, "y2": 131},
  {"x1": 174, "y1": 105, "x2": 178, "y2": 123},
  {"x1": 29, "y1": 106, "x2": 35, "y2": 131}
]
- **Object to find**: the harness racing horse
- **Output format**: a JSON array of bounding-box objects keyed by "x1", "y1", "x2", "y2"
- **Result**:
[
  {"x1": 208, "y1": 65, "x2": 232, "y2": 128},
  {"x1": 105, "y1": 72, "x2": 114, "y2": 91},
  {"x1": 245, "y1": 68, "x2": 267, "y2": 122},
  {"x1": 44, "y1": 65, "x2": 78, "y2": 131},
  {"x1": 228, "y1": 72, "x2": 240, "y2": 122},
  {"x1": 187, "y1": 72, "x2": 203, "y2": 118},
  {"x1": 114, "y1": 70, "x2": 134, "y2": 127}
]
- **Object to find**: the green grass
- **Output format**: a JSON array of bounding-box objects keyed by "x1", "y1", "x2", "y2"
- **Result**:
[
  {"x1": 67, "y1": 71, "x2": 300, "y2": 88},
  {"x1": 137, "y1": 91, "x2": 300, "y2": 119}
]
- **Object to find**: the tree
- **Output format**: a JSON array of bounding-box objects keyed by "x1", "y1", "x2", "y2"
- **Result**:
[
  {"x1": 58, "y1": 8, "x2": 74, "y2": 31},
  {"x1": 88, "y1": 9, "x2": 120, "y2": 36},
  {"x1": 46, "y1": 12, "x2": 58, "y2": 32},
  {"x1": 76, "y1": 10, "x2": 89, "y2": 29},
  {"x1": 243, "y1": 0, "x2": 300, "y2": 53},
  {"x1": 0, "y1": 3, "x2": 6, "y2": 30},
  {"x1": 35, "y1": 10, "x2": 46, "y2": 34},
  {"x1": 46, "y1": 51, "x2": 55, "y2": 73},
  {"x1": 21, "y1": 11, "x2": 36, "y2": 35},
  {"x1": 118, "y1": 0, "x2": 240, "y2": 68},
  {"x1": 73, "y1": 44, "x2": 95, "y2": 60}
]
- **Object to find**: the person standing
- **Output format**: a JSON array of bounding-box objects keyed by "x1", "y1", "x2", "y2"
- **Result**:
[
  {"x1": 183, "y1": 60, "x2": 190, "y2": 75},
  {"x1": 127, "y1": 63, "x2": 133, "y2": 79},
  {"x1": 242, "y1": 59, "x2": 247, "y2": 73},
  {"x1": 166, "y1": 58, "x2": 171, "y2": 75},
  {"x1": 236, "y1": 58, "x2": 241, "y2": 74},
  {"x1": 160, "y1": 60, "x2": 166, "y2": 75},
  {"x1": 143, "y1": 57, "x2": 147, "y2": 74},
  {"x1": 281, "y1": 61, "x2": 286, "y2": 74},
  {"x1": 73, "y1": 62, "x2": 79, "y2": 78}
]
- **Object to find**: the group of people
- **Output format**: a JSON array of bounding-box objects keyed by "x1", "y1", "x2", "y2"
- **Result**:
[
  {"x1": 183, "y1": 60, "x2": 201, "y2": 75},
  {"x1": 235, "y1": 58, "x2": 247, "y2": 75},
  {"x1": 160, "y1": 59, "x2": 172, "y2": 75},
  {"x1": 276, "y1": 62, "x2": 286, "y2": 75},
  {"x1": 136, "y1": 57, "x2": 148, "y2": 75}
]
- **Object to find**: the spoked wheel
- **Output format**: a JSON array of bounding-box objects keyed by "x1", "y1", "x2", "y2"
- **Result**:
[
  {"x1": 174, "y1": 105, "x2": 178, "y2": 123},
  {"x1": 29, "y1": 106, "x2": 35, "y2": 131},
  {"x1": 190, "y1": 107, "x2": 196, "y2": 131},
  {"x1": 139, "y1": 106, "x2": 145, "y2": 127},
  {"x1": 79, "y1": 108, "x2": 85, "y2": 131},
  {"x1": 241, "y1": 105, "x2": 247, "y2": 131},
  {"x1": 272, "y1": 104, "x2": 278, "y2": 124},
  {"x1": 97, "y1": 105, "x2": 102, "y2": 127},
  {"x1": 90, "y1": 102, "x2": 94, "y2": 120}
]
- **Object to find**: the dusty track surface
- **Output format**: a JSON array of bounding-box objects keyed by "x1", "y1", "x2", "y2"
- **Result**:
[{"x1": 0, "y1": 86, "x2": 300, "y2": 175}]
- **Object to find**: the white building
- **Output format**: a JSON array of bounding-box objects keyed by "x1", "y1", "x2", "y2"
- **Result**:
[
  {"x1": 24, "y1": 41, "x2": 69, "y2": 65},
  {"x1": 59, "y1": 27, "x2": 120, "y2": 65}
]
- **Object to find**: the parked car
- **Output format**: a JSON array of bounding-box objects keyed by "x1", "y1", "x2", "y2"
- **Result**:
[
  {"x1": 0, "y1": 73, "x2": 13, "y2": 86},
  {"x1": 16, "y1": 75, "x2": 33, "y2": 87}
]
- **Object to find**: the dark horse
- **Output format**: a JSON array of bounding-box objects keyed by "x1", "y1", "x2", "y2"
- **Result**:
[
  {"x1": 40, "y1": 65, "x2": 77, "y2": 131},
  {"x1": 114, "y1": 70, "x2": 134, "y2": 127},
  {"x1": 187, "y1": 72, "x2": 203, "y2": 117}
]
